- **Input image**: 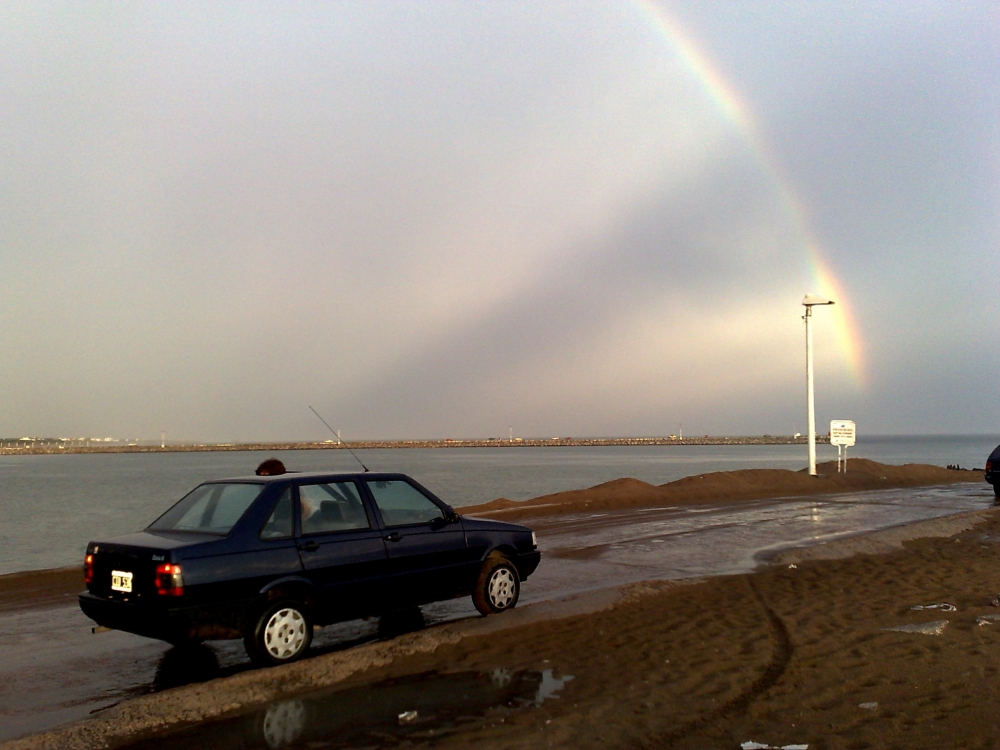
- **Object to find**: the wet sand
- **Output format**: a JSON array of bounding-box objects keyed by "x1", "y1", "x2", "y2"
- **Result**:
[
  {"x1": 0, "y1": 567, "x2": 83, "y2": 613},
  {"x1": 403, "y1": 510, "x2": 1000, "y2": 750},
  {"x1": 1, "y1": 460, "x2": 991, "y2": 750},
  {"x1": 402, "y1": 514, "x2": 1000, "y2": 750}
]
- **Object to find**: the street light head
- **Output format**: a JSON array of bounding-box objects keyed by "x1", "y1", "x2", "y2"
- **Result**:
[{"x1": 802, "y1": 294, "x2": 835, "y2": 306}]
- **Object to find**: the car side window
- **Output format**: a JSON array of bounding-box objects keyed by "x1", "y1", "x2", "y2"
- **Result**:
[
  {"x1": 260, "y1": 488, "x2": 293, "y2": 540},
  {"x1": 366, "y1": 480, "x2": 444, "y2": 527},
  {"x1": 299, "y1": 482, "x2": 370, "y2": 535}
]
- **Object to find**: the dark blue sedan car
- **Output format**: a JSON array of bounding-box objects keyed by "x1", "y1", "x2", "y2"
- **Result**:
[
  {"x1": 986, "y1": 444, "x2": 1000, "y2": 497},
  {"x1": 79, "y1": 472, "x2": 540, "y2": 666}
]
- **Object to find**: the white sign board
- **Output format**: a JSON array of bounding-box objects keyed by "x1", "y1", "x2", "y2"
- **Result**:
[{"x1": 830, "y1": 420, "x2": 856, "y2": 447}]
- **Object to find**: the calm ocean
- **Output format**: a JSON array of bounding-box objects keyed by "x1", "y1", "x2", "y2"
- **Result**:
[{"x1": 1, "y1": 435, "x2": 995, "y2": 575}]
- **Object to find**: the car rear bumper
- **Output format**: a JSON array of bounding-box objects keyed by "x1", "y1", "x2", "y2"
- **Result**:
[{"x1": 78, "y1": 592, "x2": 245, "y2": 642}]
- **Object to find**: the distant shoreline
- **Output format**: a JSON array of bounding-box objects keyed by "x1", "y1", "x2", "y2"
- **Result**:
[{"x1": 0, "y1": 435, "x2": 827, "y2": 456}]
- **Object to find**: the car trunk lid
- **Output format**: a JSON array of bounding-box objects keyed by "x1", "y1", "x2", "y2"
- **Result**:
[{"x1": 87, "y1": 531, "x2": 211, "y2": 601}]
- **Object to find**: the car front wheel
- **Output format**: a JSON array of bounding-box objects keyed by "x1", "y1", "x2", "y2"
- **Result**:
[
  {"x1": 472, "y1": 556, "x2": 520, "y2": 616},
  {"x1": 245, "y1": 599, "x2": 313, "y2": 667}
]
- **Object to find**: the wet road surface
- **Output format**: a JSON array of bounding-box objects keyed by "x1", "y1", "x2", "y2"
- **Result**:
[{"x1": 1, "y1": 483, "x2": 992, "y2": 742}]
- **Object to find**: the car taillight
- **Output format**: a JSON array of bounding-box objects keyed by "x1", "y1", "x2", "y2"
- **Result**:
[
  {"x1": 988, "y1": 460, "x2": 993, "y2": 472},
  {"x1": 84, "y1": 554, "x2": 94, "y2": 585},
  {"x1": 155, "y1": 563, "x2": 184, "y2": 596}
]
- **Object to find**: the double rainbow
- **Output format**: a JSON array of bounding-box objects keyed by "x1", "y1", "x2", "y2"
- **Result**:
[{"x1": 633, "y1": 0, "x2": 866, "y2": 386}]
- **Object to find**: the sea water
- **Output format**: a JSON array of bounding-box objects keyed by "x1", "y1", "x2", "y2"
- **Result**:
[{"x1": 0, "y1": 435, "x2": 995, "y2": 575}]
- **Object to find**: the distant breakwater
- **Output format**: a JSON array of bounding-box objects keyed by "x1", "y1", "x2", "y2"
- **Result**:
[{"x1": 0, "y1": 435, "x2": 827, "y2": 456}]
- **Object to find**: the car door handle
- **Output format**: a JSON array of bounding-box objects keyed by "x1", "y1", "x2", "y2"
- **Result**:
[
  {"x1": 297, "y1": 541, "x2": 320, "y2": 552},
  {"x1": 384, "y1": 532, "x2": 401, "y2": 542}
]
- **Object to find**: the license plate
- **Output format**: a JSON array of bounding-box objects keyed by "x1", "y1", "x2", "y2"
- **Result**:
[{"x1": 111, "y1": 570, "x2": 133, "y2": 593}]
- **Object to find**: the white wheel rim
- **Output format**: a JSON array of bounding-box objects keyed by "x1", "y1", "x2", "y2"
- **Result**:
[
  {"x1": 264, "y1": 607, "x2": 306, "y2": 660},
  {"x1": 488, "y1": 567, "x2": 516, "y2": 609}
]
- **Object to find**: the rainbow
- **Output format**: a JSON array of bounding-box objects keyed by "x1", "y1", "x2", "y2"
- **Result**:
[{"x1": 632, "y1": 0, "x2": 866, "y2": 386}]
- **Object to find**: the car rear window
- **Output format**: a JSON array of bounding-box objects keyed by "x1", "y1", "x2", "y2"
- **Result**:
[{"x1": 149, "y1": 483, "x2": 264, "y2": 535}]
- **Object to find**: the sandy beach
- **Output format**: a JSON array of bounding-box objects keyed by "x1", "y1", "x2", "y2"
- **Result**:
[{"x1": 1, "y1": 460, "x2": 993, "y2": 750}]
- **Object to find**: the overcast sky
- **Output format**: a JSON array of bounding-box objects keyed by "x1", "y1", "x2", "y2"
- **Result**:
[{"x1": 1, "y1": 1, "x2": 997, "y2": 441}]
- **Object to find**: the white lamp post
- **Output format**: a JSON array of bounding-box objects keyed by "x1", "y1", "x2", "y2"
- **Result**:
[{"x1": 802, "y1": 294, "x2": 834, "y2": 476}]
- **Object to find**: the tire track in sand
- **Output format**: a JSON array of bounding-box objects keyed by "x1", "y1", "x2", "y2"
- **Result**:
[{"x1": 646, "y1": 575, "x2": 793, "y2": 748}]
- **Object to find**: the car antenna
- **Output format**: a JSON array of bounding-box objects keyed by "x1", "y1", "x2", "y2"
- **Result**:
[{"x1": 309, "y1": 406, "x2": 369, "y2": 472}]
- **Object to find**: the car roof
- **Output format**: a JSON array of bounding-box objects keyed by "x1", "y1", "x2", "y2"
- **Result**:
[{"x1": 204, "y1": 471, "x2": 413, "y2": 484}]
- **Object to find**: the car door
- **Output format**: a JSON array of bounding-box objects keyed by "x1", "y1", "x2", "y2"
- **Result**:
[
  {"x1": 363, "y1": 478, "x2": 469, "y2": 605},
  {"x1": 294, "y1": 480, "x2": 389, "y2": 621}
]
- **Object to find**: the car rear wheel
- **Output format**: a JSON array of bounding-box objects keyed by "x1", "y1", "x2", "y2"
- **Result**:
[
  {"x1": 245, "y1": 599, "x2": 313, "y2": 667},
  {"x1": 994, "y1": 484, "x2": 1000, "y2": 498},
  {"x1": 472, "y1": 555, "x2": 520, "y2": 616}
]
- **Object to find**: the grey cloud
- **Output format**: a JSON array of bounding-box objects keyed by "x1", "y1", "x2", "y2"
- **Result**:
[{"x1": 1, "y1": 2, "x2": 997, "y2": 440}]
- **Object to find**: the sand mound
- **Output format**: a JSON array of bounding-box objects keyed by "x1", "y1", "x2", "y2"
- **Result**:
[{"x1": 461, "y1": 459, "x2": 980, "y2": 520}]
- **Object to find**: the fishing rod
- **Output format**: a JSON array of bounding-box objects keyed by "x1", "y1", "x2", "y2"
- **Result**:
[{"x1": 309, "y1": 405, "x2": 369, "y2": 472}]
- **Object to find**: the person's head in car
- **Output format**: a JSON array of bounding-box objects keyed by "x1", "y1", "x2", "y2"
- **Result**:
[{"x1": 255, "y1": 458, "x2": 286, "y2": 476}]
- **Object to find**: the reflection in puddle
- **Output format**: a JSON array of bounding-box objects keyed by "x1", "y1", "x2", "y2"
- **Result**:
[
  {"x1": 260, "y1": 700, "x2": 307, "y2": 748},
  {"x1": 123, "y1": 667, "x2": 573, "y2": 749},
  {"x1": 533, "y1": 669, "x2": 573, "y2": 704}
]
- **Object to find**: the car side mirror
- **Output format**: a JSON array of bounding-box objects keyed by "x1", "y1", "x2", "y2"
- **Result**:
[{"x1": 430, "y1": 508, "x2": 460, "y2": 529}]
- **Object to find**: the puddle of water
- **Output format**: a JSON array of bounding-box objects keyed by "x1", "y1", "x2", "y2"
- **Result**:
[{"x1": 121, "y1": 667, "x2": 573, "y2": 749}]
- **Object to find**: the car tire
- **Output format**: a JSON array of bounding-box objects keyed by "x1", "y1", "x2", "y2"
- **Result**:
[
  {"x1": 994, "y1": 484, "x2": 1000, "y2": 498},
  {"x1": 472, "y1": 555, "x2": 520, "y2": 616},
  {"x1": 244, "y1": 599, "x2": 313, "y2": 667}
]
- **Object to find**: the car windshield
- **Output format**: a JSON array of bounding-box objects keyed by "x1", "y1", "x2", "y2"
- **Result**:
[{"x1": 148, "y1": 483, "x2": 264, "y2": 535}]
